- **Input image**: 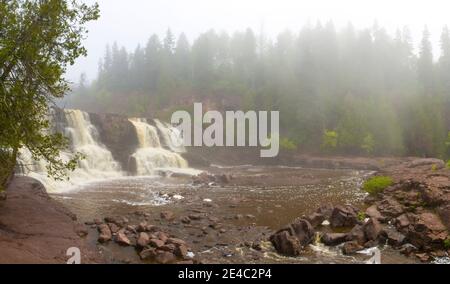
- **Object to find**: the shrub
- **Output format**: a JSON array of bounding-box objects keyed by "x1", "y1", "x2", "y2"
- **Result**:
[
  {"x1": 280, "y1": 137, "x2": 298, "y2": 151},
  {"x1": 361, "y1": 133, "x2": 375, "y2": 154},
  {"x1": 446, "y1": 160, "x2": 450, "y2": 169},
  {"x1": 363, "y1": 176, "x2": 393, "y2": 195},
  {"x1": 357, "y1": 212, "x2": 367, "y2": 221},
  {"x1": 322, "y1": 130, "x2": 338, "y2": 152},
  {"x1": 444, "y1": 238, "x2": 450, "y2": 249}
]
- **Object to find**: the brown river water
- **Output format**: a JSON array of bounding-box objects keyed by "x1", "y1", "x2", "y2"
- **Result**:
[{"x1": 52, "y1": 165, "x2": 418, "y2": 264}]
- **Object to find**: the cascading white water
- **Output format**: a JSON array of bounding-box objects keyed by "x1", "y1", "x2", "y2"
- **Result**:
[
  {"x1": 18, "y1": 109, "x2": 123, "y2": 193},
  {"x1": 129, "y1": 118, "x2": 190, "y2": 176},
  {"x1": 154, "y1": 119, "x2": 186, "y2": 153}
]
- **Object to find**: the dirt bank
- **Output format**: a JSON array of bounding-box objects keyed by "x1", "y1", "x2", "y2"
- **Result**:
[{"x1": 0, "y1": 177, "x2": 103, "y2": 264}]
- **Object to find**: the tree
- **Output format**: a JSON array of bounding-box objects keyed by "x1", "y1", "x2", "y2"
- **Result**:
[
  {"x1": 418, "y1": 27, "x2": 434, "y2": 95},
  {"x1": 0, "y1": 0, "x2": 99, "y2": 191}
]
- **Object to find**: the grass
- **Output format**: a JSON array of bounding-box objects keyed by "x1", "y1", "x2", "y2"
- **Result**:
[
  {"x1": 363, "y1": 176, "x2": 394, "y2": 195},
  {"x1": 444, "y1": 238, "x2": 450, "y2": 249}
]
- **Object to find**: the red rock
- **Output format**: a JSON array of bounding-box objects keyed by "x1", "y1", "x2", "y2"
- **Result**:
[
  {"x1": 167, "y1": 238, "x2": 186, "y2": 246},
  {"x1": 269, "y1": 230, "x2": 302, "y2": 256},
  {"x1": 175, "y1": 245, "x2": 189, "y2": 258},
  {"x1": 156, "y1": 232, "x2": 169, "y2": 243},
  {"x1": 108, "y1": 223, "x2": 120, "y2": 234},
  {"x1": 115, "y1": 230, "x2": 131, "y2": 246},
  {"x1": 97, "y1": 224, "x2": 112, "y2": 243},
  {"x1": 149, "y1": 239, "x2": 165, "y2": 248},
  {"x1": 139, "y1": 248, "x2": 156, "y2": 260},
  {"x1": 137, "y1": 232, "x2": 150, "y2": 248},
  {"x1": 155, "y1": 251, "x2": 176, "y2": 264},
  {"x1": 363, "y1": 218, "x2": 382, "y2": 241},
  {"x1": 160, "y1": 211, "x2": 175, "y2": 221}
]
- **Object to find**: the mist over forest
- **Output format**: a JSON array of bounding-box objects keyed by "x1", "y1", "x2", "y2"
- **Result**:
[{"x1": 67, "y1": 23, "x2": 450, "y2": 158}]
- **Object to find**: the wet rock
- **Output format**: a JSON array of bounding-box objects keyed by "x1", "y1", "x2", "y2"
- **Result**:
[
  {"x1": 363, "y1": 218, "x2": 382, "y2": 241},
  {"x1": 330, "y1": 205, "x2": 359, "y2": 228},
  {"x1": 155, "y1": 251, "x2": 176, "y2": 264},
  {"x1": 270, "y1": 230, "x2": 302, "y2": 256},
  {"x1": 160, "y1": 211, "x2": 175, "y2": 221},
  {"x1": 321, "y1": 233, "x2": 348, "y2": 246},
  {"x1": 139, "y1": 248, "x2": 157, "y2": 260},
  {"x1": 400, "y1": 243, "x2": 418, "y2": 256},
  {"x1": 290, "y1": 219, "x2": 315, "y2": 246},
  {"x1": 115, "y1": 230, "x2": 131, "y2": 246},
  {"x1": 97, "y1": 224, "x2": 112, "y2": 243},
  {"x1": 305, "y1": 212, "x2": 326, "y2": 228},
  {"x1": 315, "y1": 204, "x2": 334, "y2": 220},
  {"x1": 149, "y1": 239, "x2": 165, "y2": 248},
  {"x1": 346, "y1": 224, "x2": 367, "y2": 245},
  {"x1": 377, "y1": 198, "x2": 404, "y2": 218},
  {"x1": 382, "y1": 227, "x2": 406, "y2": 247},
  {"x1": 137, "y1": 232, "x2": 150, "y2": 248},
  {"x1": 342, "y1": 241, "x2": 364, "y2": 255}
]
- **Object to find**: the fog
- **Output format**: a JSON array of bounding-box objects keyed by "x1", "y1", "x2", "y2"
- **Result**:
[{"x1": 67, "y1": 0, "x2": 450, "y2": 83}]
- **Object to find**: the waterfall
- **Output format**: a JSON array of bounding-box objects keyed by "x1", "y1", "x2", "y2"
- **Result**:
[
  {"x1": 18, "y1": 109, "x2": 123, "y2": 193},
  {"x1": 129, "y1": 118, "x2": 189, "y2": 176},
  {"x1": 154, "y1": 119, "x2": 186, "y2": 153}
]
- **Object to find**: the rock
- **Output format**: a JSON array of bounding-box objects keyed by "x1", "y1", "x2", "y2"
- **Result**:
[
  {"x1": 175, "y1": 245, "x2": 189, "y2": 258},
  {"x1": 108, "y1": 223, "x2": 120, "y2": 234},
  {"x1": 149, "y1": 239, "x2": 165, "y2": 248},
  {"x1": 160, "y1": 211, "x2": 175, "y2": 221},
  {"x1": 155, "y1": 251, "x2": 176, "y2": 264},
  {"x1": 305, "y1": 212, "x2": 326, "y2": 228},
  {"x1": 421, "y1": 186, "x2": 448, "y2": 207},
  {"x1": 137, "y1": 232, "x2": 150, "y2": 248},
  {"x1": 269, "y1": 230, "x2": 302, "y2": 256},
  {"x1": 321, "y1": 233, "x2": 348, "y2": 246},
  {"x1": 394, "y1": 214, "x2": 411, "y2": 229},
  {"x1": 290, "y1": 219, "x2": 315, "y2": 246},
  {"x1": 181, "y1": 216, "x2": 191, "y2": 224},
  {"x1": 188, "y1": 214, "x2": 203, "y2": 221},
  {"x1": 139, "y1": 248, "x2": 157, "y2": 260},
  {"x1": 217, "y1": 174, "x2": 232, "y2": 184},
  {"x1": 115, "y1": 230, "x2": 131, "y2": 246},
  {"x1": 365, "y1": 205, "x2": 386, "y2": 223},
  {"x1": 156, "y1": 232, "x2": 169, "y2": 243},
  {"x1": 315, "y1": 204, "x2": 334, "y2": 219},
  {"x1": 159, "y1": 244, "x2": 176, "y2": 252},
  {"x1": 363, "y1": 218, "x2": 382, "y2": 241},
  {"x1": 330, "y1": 205, "x2": 359, "y2": 228},
  {"x1": 346, "y1": 224, "x2": 367, "y2": 245},
  {"x1": 408, "y1": 212, "x2": 448, "y2": 250},
  {"x1": 126, "y1": 225, "x2": 137, "y2": 234},
  {"x1": 176, "y1": 260, "x2": 194, "y2": 264},
  {"x1": 415, "y1": 253, "x2": 431, "y2": 262},
  {"x1": 97, "y1": 224, "x2": 112, "y2": 243},
  {"x1": 408, "y1": 158, "x2": 445, "y2": 169},
  {"x1": 437, "y1": 205, "x2": 450, "y2": 231},
  {"x1": 137, "y1": 222, "x2": 149, "y2": 232},
  {"x1": 167, "y1": 238, "x2": 186, "y2": 246},
  {"x1": 382, "y1": 228, "x2": 406, "y2": 247},
  {"x1": 400, "y1": 243, "x2": 418, "y2": 256},
  {"x1": 246, "y1": 214, "x2": 256, "y2": 220},
  {"x1": 377, "y1": 198, "x2": 404, "y2": 218},
  {"x1": 342, "y1": 241, "x2": 364, "y2": 255}
]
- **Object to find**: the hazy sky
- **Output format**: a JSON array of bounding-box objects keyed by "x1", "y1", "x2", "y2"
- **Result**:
[{"x1": 67, "y1": 0, "x2": 450, "y2": 83}]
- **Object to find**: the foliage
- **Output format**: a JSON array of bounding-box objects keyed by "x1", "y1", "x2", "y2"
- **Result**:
[
  {"x1": 67, "y1": 23, "x2": 450, "y2": 159},
  {"x1": 357, "y1": 212, "x2": 367, "y2": 222},
  {"x1": 0, "y1": 0, "x2": 99, "y2": 189},
  {"x1": 321, "y1": 130, "x2": 338, "y2": 152},
  {"x1": 446, "y1": 160, "x2": 450, "y2": 169},
  {"x1": 444, "y1": 238, "x2": 450, "y2": 249},
  {"x1": 280, "y1": 137, "x2": 298, "y2": 151},
  {"x1": 363, "y1": 176, "x2": 394, "y2": 195}
]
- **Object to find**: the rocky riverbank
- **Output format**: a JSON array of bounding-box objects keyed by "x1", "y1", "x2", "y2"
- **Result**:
[
  {"x1": 0, "y1": 177, "x2": 103, "y2": 264},
  {"x1": 269, "y1": 158, "x2": 450, "y2": 263}
]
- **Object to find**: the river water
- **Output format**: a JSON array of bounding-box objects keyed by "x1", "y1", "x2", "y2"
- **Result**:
[{"x1": 51, "y1": 165, "x2": 417, "y2": 264}]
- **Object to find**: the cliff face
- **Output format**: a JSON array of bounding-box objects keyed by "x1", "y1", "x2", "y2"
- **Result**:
[{"x1": 89, "y1": 113, "x2": 139, "y2": 172}]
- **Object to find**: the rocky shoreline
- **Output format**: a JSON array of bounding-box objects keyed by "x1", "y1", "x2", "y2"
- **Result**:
[{"x1": 269, "y1": 158, "x2": 450, "y2": 263}]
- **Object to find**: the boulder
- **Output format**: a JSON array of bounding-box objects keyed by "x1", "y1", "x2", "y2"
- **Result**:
[
  {"x1": 159, "y1": 244, "x2": 176, "y2": 252},
  {"x1": 394, "y1": 214, "x2": 411, "y2": 229},
  {"x1": 137, "y1": 232, "x2": 150, "y2": 248},
  {"x1": 363, "y1": 218, "x2": 382, "y2": 241},
  {"x1": 407, "y1": 212, "x2": 448, "y2": 250},
  {"x1": 156, "y1": 232, "x2": 169, "y2": 243},
  {"x1": 408, "y1": 158, "x2": 445, "y2": 169},
  {"x1": 97, "y1": 224, "x2": 112, "y2": 243},
  {"x1": 315, "y1": 204, "x2": 334, "y2": 220},
  {"x1": 330, "y1": 205, "x2": 359, "y2": 228},
  {"x1": 167, "y1": 237, "x2": 186, "y2": 246},
  {"x1": 382, "y1": 227, "x2": 406, "y2": 247},
  {"x1": 269, "y1": 230, "x2": 302, "y2": 256},
  {"x1": 305, "y1": 212, "x2": 326, "y2": 228},
  {"x1": 342, "y1": 241, "x2": 364, "y2": 255},
  {"x1": 290, "y1": 219, "x2": 315, "y2": 246},
  {"x1": 115, "y1": 230, "x2": 131, "y2": 246},
  {"x1": 108, "y1": 223, "x2": 121, "y2": 234},
  {"x1": 321, "y1": 233, "x2": 348, "y2": 246},
  {"x1": 175, "y1": 245, "x2": 189, "y2": 258},
  {"x1": 346, "y1": 224, "x2": 367, "y2": 245},
  {"x1": 377, "y1": 198, "x2": 404, "y2": 218}
]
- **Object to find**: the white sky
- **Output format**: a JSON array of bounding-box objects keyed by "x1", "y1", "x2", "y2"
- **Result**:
[{"x1": 67, "y1": 0, "x2": 450, "y2": 83}]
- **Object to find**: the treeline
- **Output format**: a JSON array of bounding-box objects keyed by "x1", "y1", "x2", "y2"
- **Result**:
[{"x1": 68, "y1": 23, "x2": 450, "y2": 158}]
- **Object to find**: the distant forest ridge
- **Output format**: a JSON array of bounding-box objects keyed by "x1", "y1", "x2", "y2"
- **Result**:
[{"x1": 68, "y1": 23, "x2": 450, "y2": 158}]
